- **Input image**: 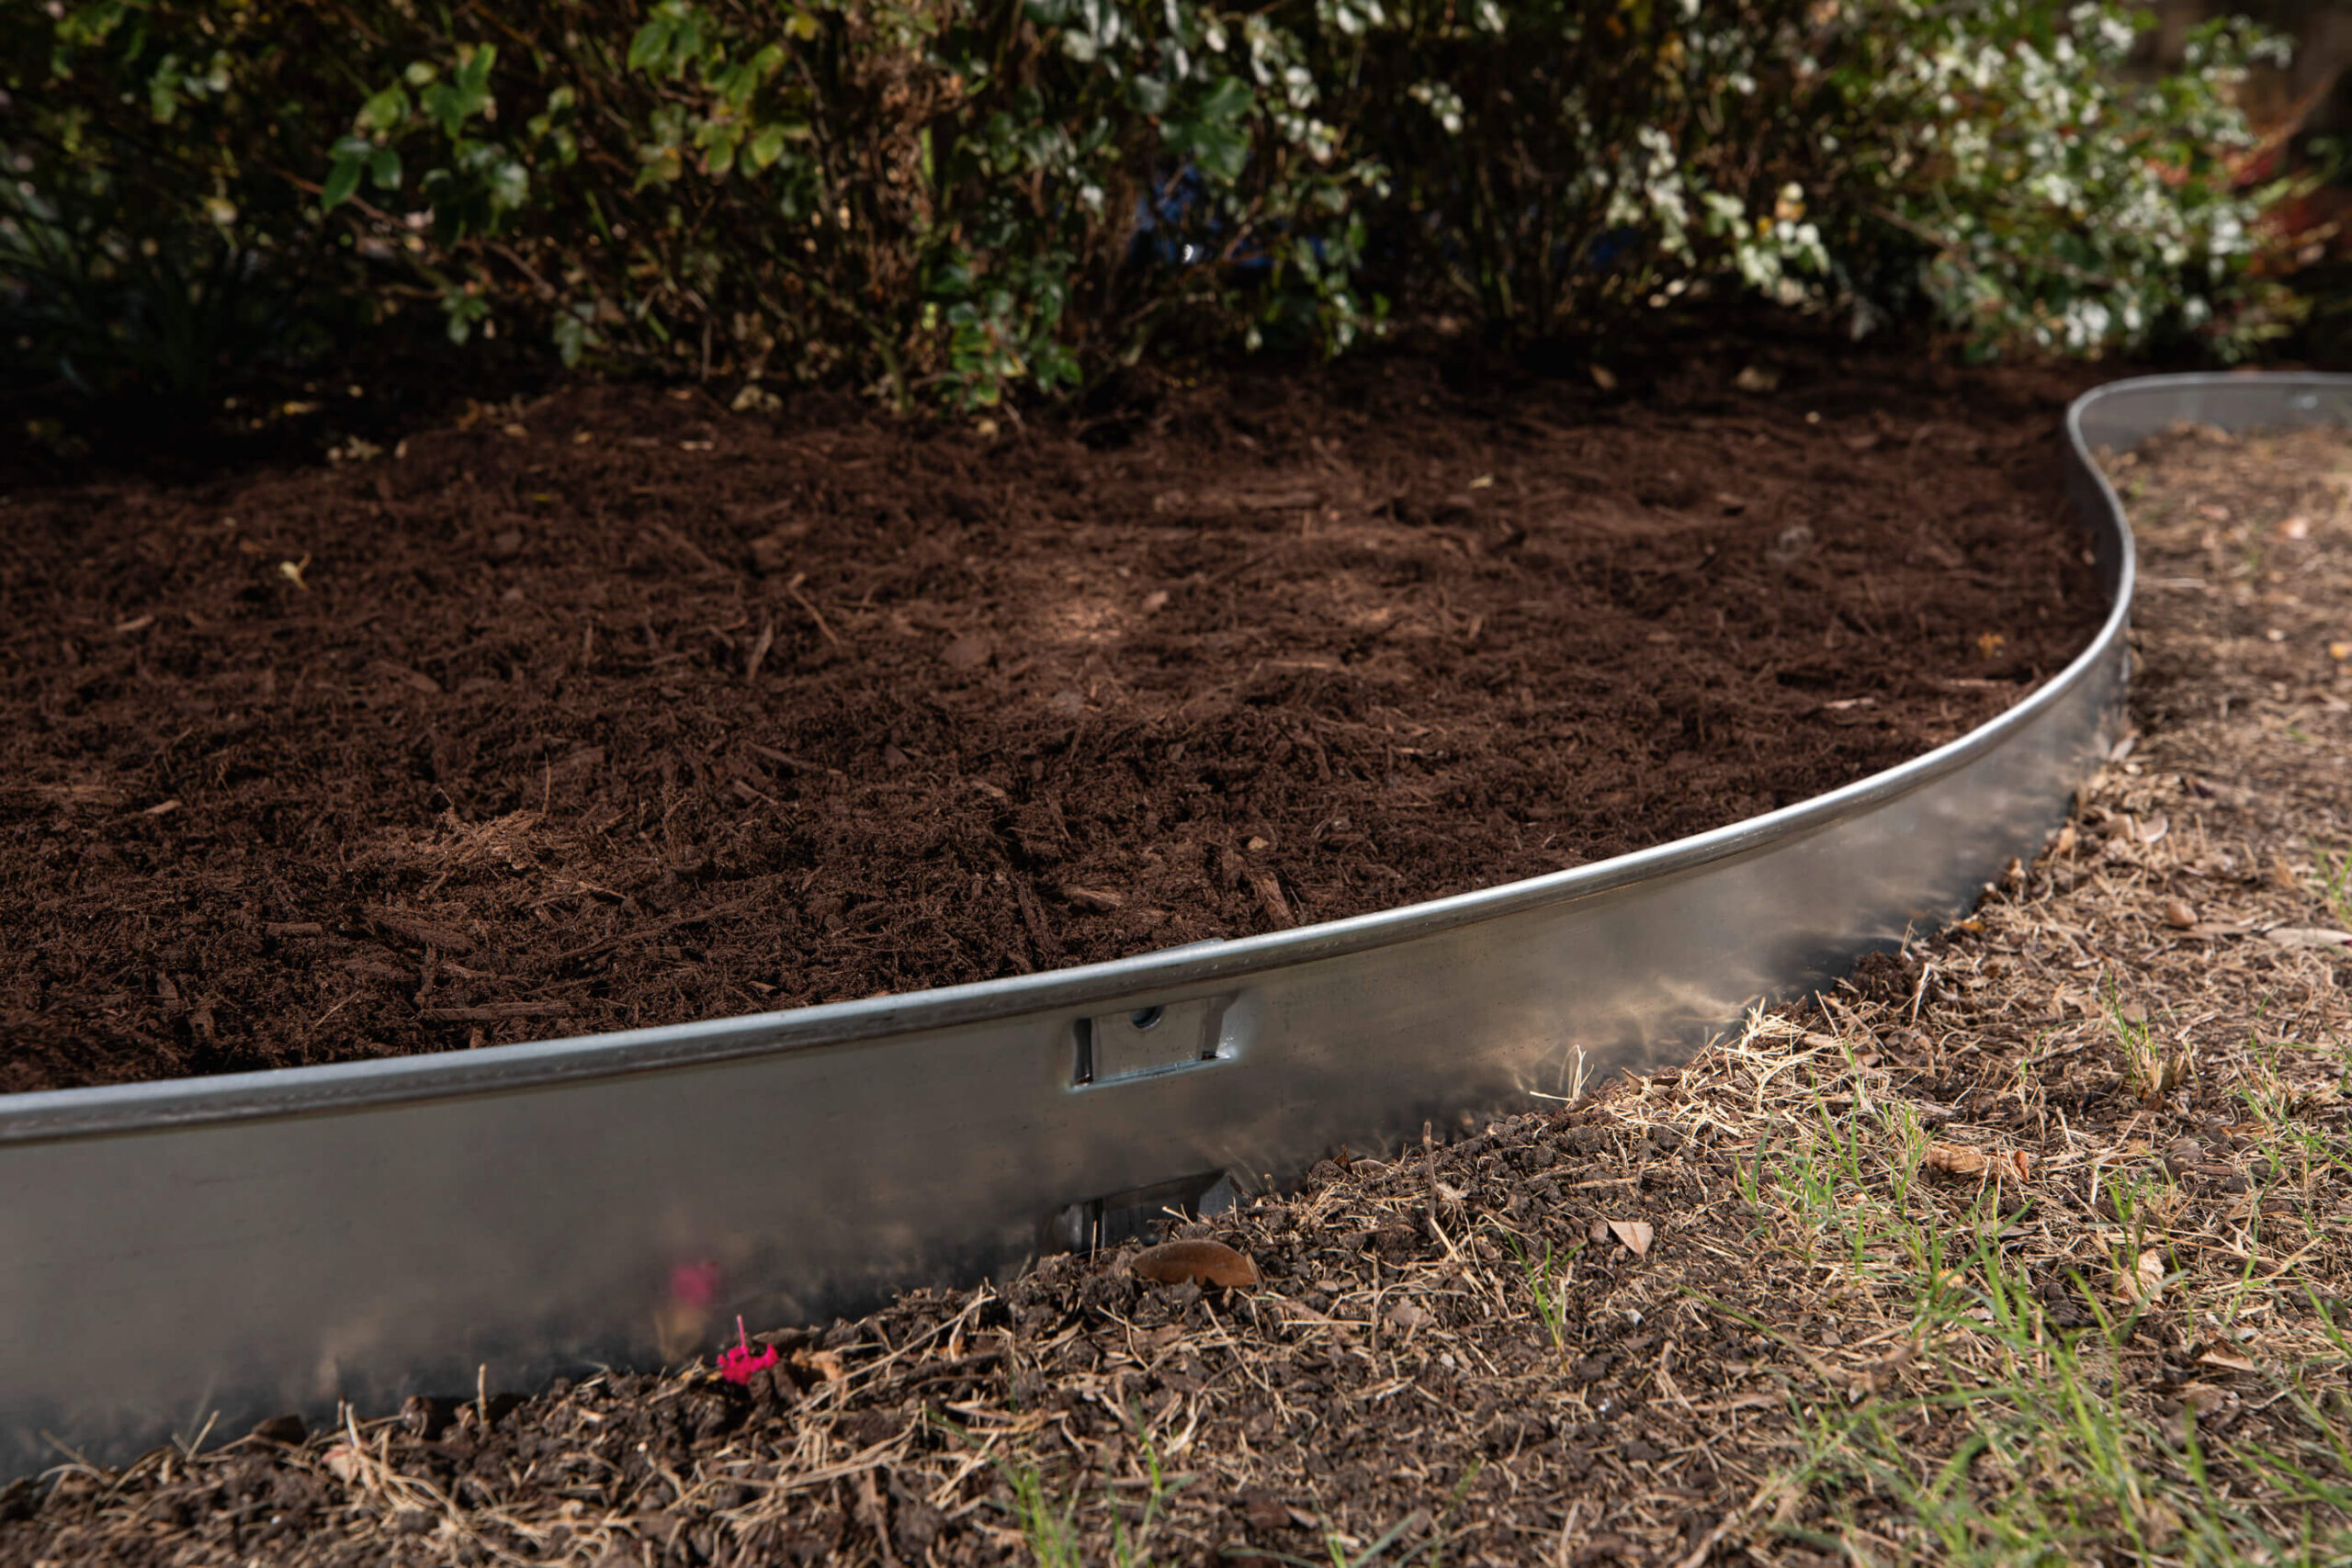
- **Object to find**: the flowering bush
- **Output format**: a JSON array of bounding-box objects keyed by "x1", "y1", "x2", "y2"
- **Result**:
[
  {"x1": 5, "y1": 0, "x2": 1383, "y2": 407},
  {"x1": 1806, "y1": 1, "x2": 2301, "y2": 358},
  {"x1": 0, "y1": 0, "x2": 2301, "y2": 407},
  {"x1": 1285, "y1": 0, "x2": 1825, "y2": 344}
]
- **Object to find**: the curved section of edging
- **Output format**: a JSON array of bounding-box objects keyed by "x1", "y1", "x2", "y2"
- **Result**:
[
  {"x1": 0, "y1": 428, "x2": 2140, "y2": 1145},
  {"x1": 0, "y1": 373, "x2": 2338, "y2": 1475}
]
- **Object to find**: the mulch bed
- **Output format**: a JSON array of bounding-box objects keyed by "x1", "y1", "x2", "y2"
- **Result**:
[
  {"x1": 0, "y1": 343, "x2": 2100, "y2": 1092},
  {"x1": 3, "y1": 409, "x2": 2348, "y2": 1568}
]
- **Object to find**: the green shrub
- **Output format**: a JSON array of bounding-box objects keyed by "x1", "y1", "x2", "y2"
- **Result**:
[
  {"x1": 1336, "y1": 0, "x2": 1831, "y2": 341},
  {"x1": 0, "y1": 1, "x2": 2302, "y2": 411},
  {"x1": 1805, "y1": 1, "x2": 2301, "y2": 359},
  {"x1": 1342, "y1": 0, "x2": 2298, "y2": 361},
  {"x1": 0, "y1": 2, "x2": 355, "y2": 395}
]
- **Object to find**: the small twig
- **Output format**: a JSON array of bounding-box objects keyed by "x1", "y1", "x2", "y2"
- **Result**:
[
  {"x1": 1907, "y1": 961, "x2": 1938, "y2": 1027},
  {"x1": 785, "y1": 572, "x2": 842, "y2": 646}
]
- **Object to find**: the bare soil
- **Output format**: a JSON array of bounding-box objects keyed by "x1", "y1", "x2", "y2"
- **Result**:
[{"x1": 0, "y1": 344, "x2": 2100, "y2": 1091}]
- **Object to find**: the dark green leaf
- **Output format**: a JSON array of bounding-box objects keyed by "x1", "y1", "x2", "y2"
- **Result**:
[
  {"x1": 627, "y1": 18, "x2": 675, "y2": 73},
  {"x1": 356, "y1": 85, "x2": 408, "y2": 135},
  {"x1": 1196, "y1": 74, "x2": 1252, "y2": 124},
  {"x1": 321, "y1": 154, "x2": 363, "y2": 210},
  {"x1": 1126, "y1": 76, "x2": 1170, "y2": 117}
]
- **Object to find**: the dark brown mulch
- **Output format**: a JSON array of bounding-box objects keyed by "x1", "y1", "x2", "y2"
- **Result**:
[
  {"x1": 6, "y1": 412, "x2": 2348, "y2": 1568},
  {"x1": 0, "y1": 345, "x2": 2101, "y2": 1091}
]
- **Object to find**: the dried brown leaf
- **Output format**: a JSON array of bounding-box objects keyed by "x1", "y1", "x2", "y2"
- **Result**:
[
  {"x1": 2170, "y1": 1382, "x2": 2230, "y2": 1416},
  {"x1": 1606, "y1": 1219, "x2": 1654, "y2": 1258},
  {"x1": 1925, "y1": 1141, "x2": 1989, "y2": 1178},
  {"x1": 1385, "y1": 1301, "x2": 1430, "y2": 1332},
  {"x1": 1132, "y1": 1239, "x2": 1260, "y2": 1289},
  {"x1": 2266, "y1": 927, "x2": 2352, "y2": 950}
]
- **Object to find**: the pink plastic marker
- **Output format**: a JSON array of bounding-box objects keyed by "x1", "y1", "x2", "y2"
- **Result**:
[{"x1": 717, "y1": 1314, "x2": 779, "y2": 1383}]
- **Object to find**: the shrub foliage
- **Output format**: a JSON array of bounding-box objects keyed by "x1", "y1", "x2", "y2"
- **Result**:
[{"x1": 0, "y1": 0, "x2": 2299, "y2": 406}]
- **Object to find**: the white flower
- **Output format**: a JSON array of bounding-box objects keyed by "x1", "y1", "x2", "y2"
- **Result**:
[{"x1": 1408, "y1": 81, "x2": 1465, "y2": 135}]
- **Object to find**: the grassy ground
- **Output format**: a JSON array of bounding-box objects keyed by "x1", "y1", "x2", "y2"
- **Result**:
[{"x1": 6, "y1": 422, "x2": 2351, "y2": 1566}]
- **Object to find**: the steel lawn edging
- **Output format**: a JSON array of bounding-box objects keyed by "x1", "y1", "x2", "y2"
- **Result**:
[{"x1": 2, "y1": 372, "x2": 2344, "y2": 1477}]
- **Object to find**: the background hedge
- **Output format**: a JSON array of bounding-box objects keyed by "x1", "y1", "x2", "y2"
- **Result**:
[{"x1": 0, "y1": 1, "x2": 2312, "y2": 412}]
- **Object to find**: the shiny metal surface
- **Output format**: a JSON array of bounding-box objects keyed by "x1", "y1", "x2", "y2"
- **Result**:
[{"x1": 2, "y1": 374, "x2": 2338, "y2": 1475}]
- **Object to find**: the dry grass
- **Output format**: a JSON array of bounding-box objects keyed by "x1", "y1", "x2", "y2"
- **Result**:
[{"x1": 6, "y1": 421, "x2": 2352, "y2": 1566}]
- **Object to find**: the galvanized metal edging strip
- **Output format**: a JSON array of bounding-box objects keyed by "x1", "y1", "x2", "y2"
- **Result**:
[
  {"x1": 0, "y1": 373, "x2": 2342, "y2": 1476},
  {"x1": 0, "y1": 411, "x2": 2135, "y2": 1145}
]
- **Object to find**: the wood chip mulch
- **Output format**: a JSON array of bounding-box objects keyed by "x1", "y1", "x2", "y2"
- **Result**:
[{"x1": 6, "y1": 421, "x2": 2351, "y2": 1566}]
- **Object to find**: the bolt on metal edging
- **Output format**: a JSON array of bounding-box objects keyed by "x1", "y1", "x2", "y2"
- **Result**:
[{"x1": 0, "y1": 373, "x2": 2343, "y2": 1477}]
